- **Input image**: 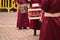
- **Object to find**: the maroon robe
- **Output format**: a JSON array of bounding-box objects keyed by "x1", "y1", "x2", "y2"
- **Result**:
[
  {"x1": 29, "y1": 0, "x2": 41, "y2": 30},
  {"x1": 14, "y1": 0, "x2": 29, "y2": 29},
  {"x1": 29, "y1": 19, "x2": 41, "y2": 30},
  {"x1": 39, "y1": 0, "x2": 60, "y2": 40}
]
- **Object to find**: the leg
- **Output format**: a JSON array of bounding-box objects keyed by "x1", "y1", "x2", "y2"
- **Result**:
[
  {"x1": 19, "y1": 27, "x2": 22, "y2": 30},
  {"x1": 34, "y1": 28, "x2": 37, "y2": 36},
  {"x1": 23, "y1": 27, "x2": 27, "y2": 29}
]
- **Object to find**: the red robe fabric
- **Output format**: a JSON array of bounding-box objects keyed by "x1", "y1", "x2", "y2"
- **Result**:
[
  {"x1": 29, "y1": 19, "x2": 41, "y2": 30},
  {"x1": 14, "y1": 0, "x2": 29, "y2": 28},
  {"x1": 39, "y1": 0, "x2": 60, "y2": 40},
  {"x1": 29, "y1": 0, "x2": 41, "y2": 30},
  {"x1": 31, "y1": 0, "x2": 40, "y2": 4}
]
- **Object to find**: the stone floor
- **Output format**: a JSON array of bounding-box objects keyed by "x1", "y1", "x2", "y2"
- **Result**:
[{"x1": 0, "y1": 12, "x2": 40, "y2": 40}]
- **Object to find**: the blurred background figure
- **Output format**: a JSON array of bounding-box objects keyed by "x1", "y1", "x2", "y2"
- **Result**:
[
  {"x1": 28, "y1": 0, "x2": 41, "y2": 36},
  {"x1": 14, "y1": 0, "x2": 29, "y2": 29}
]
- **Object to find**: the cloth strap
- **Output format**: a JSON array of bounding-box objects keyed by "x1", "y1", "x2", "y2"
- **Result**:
[{"x1": 45, "y1": 12, "x2": 60, "y2": 17}]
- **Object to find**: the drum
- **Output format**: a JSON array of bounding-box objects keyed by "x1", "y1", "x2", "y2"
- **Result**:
[{"x1": 28, "y1": 8, "x2": 42, "y2": 20}]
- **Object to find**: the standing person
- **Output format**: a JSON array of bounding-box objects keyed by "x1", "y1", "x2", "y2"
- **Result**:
[
  {"x1": 14, "y1": 0, "x2": 29, "y2": 29},
  {"x1": 28, "y1": 0, "x2": 41, "y2": 36},
  {"x1": 39, "y1": 0, "x2": 60, "y2": 40}
]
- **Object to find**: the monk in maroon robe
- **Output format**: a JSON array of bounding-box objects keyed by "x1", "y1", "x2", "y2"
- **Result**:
[
  {"x1": 28, "y1": 0, "x2": 41, "y2": 35},
  {"x1": 39, "y1": 0, "x2": 60, "y2": 40},
  {"x1": 14, "y1": 0, "x2": 29, "y2": 29}
]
